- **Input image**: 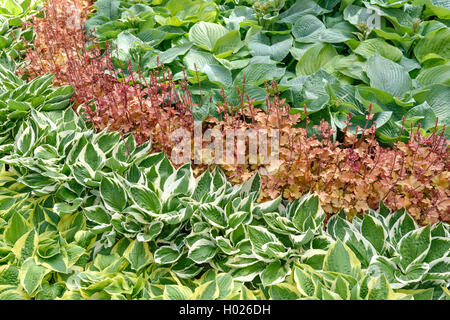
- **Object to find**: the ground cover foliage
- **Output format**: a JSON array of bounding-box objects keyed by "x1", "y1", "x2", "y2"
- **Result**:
[{"x1": 0, "y1": 0, "x2": 449, "y2": 300}]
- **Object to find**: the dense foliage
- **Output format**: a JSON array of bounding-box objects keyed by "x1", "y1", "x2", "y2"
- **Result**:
[{"x1": 0, "y1": 0, "x2": 448, "y2": 300}]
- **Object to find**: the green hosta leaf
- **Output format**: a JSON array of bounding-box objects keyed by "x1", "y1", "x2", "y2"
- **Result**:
[
  {"x1": 293, "y1": 266, "x2": 317, "y2": 297},
  {"x1": 366, "y1": 55, "x2": 411, "y2": 97},
  {"x1": 14, "y1": 124, "x2": 35, "y2": 156},
  {"x1": 260, "y1": 261, "x2": 289, "y2": 287},
  {"x1": 84, "y1": 205, "x2": 111, "y2": 225},
  {"x1": 354, "y1": 39, "x2": 403, "y2": 62},
  {"x1": 398, "y1": 226, "x2": 431, "y2": 270},
  {"x1": 130, "y1": 185, "x2": 161, "y2": 214},
  {"x1": 213, "y1": 30, "x2": 241, "y2": 59},
  {"x1": 124, "y1": 240, "x2": 153, "y2": 272},
  {"x1": 291, "y1": 194, "x2": 323, "y2": 232},
  {"x1": 424, "y1": 237, "x2": 450, "y2": 263},
  {"x1": 189, "y1": 22, "x2": 228, "y2": 51},
  {"x1": 296, "y1": 43, "x2": 337, "y2": 76},
  {"x1": 19, "y1": 258, "x2": 48, "y2": 296},
  {"x1": 100, "y1": 176, "x2": 127, "y2": 212},
  {"x1": 414, "y1": 27, "x2": 450, "y2": 63},
  {"x1": 323, "y1": 240, "x2": 362, "y2": 279},
  {"x1": 361, "y1": 215, "x2": 387, "y2": 254},
  {"x1": 154, "y1": 246, "x2": 182, "y2": 265},
  {"x1": 136, "y1": 221, "x2": 164, "y2": 242},
  {"x1": 199, "y1": 204, "x2": 228, "y2": 228},
  {"x1": 188, "y1": 239, "x2": 217, "y2": 264}
]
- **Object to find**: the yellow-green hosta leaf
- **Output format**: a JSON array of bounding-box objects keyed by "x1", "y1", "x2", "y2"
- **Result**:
[
  {"x1": 163, "y1": 285, "x2": 193, "y2": 300},
  {"x1": 323, "y1": 240, "x2": 362, "y2": 279},
  {"x1": 124, "y1": 240, "x2": 153, "y2": 272},
  {"x1": 19, "y1": 258, "x2": 49, "y2": 296},
  {"x1": 0, "y1": 265, "x2": 19, "y2": 286},
  {"x1": 11, "y1": 229, "x2": 37, "y2": 263},
  {"x1": 293, "y1": 266, "x2": 317, "y2": 297},
  {"x1": 4, "y1": 211, "x2": 30, "y2": 246},
  {"x1": 269, "y1": 283, "x2": 301, "y2": 300},
  {"x1": 366, "y1": 275, "x2": 396, "y2": 300},
  {"x1": 414, "y1": 27, "x2": 450, "y2": 63}
]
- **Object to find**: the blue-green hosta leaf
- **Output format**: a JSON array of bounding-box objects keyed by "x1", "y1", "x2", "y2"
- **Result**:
[
  {"x1": 100, "y1": 176, "x2": 127, "y2": 212},
  {"x1": 183, "y1": 48, "x2": 219, "y2": 72},
  {"x1": 19, "y1": 258, "x2": 49, "y2": 296},
  {"x1": 202, "y1": 64, "x2": 232, "y2": 88},
  {"x1": 398, "y1": 225, "x2": 431, "y2": 271},
  {"x1": 189, "y1": 22, "x2": 228, "y2": 52},
  {"x1": 233, "y1": 63, "x2": 286, "y2": 86},
  {"x1": 292, "y1": 14, "x2": 325, "y2": 41},
  {"x1": 260, "y1": 261, "x2": 289, "y2": 287},
  {"x1": 124, "y1": 240, "x2": 153, "y2": 272},
  {"x1": 323, "y1": 240, "x2": 362, "y2": 279},
  {"x1": 113, "y1": 31, "x2": 143, "y2": 62},
  {"x1": 416, "y1": 62, "x2": 450, "y2": 86},
  {"x1": 414, "y1": 85, "x2": 450, "y2": 127},
  {"x1": 278, "y1": 0, "x2": 329, "y2": 24},
  {"x1": 366, "y1": 55, "x2": 411, "y2": 97},
  {"x1": 144, "y1": 42, "x2": 193, "y2": 69},
  {"x1": 247, "y1": 31, "x2": 293, "y2": 62},
  {"x1": 187, "y1": 239, "x2": 217, "y2": 264}
]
